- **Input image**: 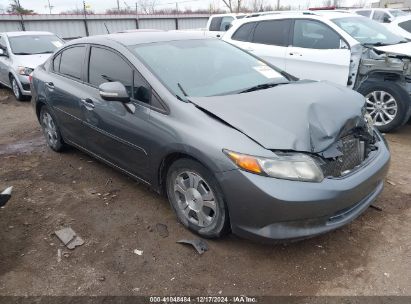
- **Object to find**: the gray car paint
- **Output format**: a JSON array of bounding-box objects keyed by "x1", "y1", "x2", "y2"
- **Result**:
[{"x1": 31, "y1": 32, "x2": 390, "y2": 241}]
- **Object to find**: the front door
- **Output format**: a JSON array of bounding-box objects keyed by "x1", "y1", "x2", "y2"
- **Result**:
[
  {"x1": 79, "y1": 46, "x2": 151, "y2": 180},
  {"x1": 285, "y1": 19, "x2": 351, "y2": 86}
]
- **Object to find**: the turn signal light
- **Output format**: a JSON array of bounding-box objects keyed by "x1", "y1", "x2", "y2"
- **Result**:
[{"x1": 225, "y1": 150, "x2": 262, "y2": 174}]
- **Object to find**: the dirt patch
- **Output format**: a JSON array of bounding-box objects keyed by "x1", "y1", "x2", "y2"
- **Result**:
[{"x1": 0, "y1": 89, "x2": 410, "y2": 296}]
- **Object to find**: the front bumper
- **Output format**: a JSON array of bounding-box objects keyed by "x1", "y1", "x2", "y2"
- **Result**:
[
  {"x1": 216, "y1": 137, "x2": 390, "y2": 242},
  {"x1": 16, "y1": 74, "x2": 31, "y2": 96}
]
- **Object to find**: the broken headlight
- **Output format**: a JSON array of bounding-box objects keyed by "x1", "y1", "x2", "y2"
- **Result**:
[
  {"x1": 224, "y1": 150, "x2": 324, "y2": 182},
  {"x1": 17, "y1": 66, "x2": 34, "y2": 76}
]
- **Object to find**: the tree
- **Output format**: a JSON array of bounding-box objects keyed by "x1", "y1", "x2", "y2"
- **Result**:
[
  {"x1": 7, "y1": 0, "x2": 34, "y2": 14},
  {"x1": 221, "y1": 0, "x2": 244, "y2": 13},
  {"x1": 138, "y1": 0, "x2": 157, "y2": 14},
  {"x1": 249, "y1": 0, "x2": 266, "y2": 12}
]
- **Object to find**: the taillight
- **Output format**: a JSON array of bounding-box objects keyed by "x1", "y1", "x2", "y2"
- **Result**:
[{"x1": 29, "y1": 72, "x2": 33, "y2": 84}]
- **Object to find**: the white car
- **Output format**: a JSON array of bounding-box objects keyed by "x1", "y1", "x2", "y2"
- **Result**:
[
  {"x1": 352, "y1": 8, "x2": 408, "y2": 24},
  {"x1": 206, "y1": 13, "x2": 246, "y2": 38},
  {"x1": 0, "y1": 31, "x2": 64, "y2": 100},
  {"x1": 386, "y1": 15, "x2": 411, "y2": 40},
  {"x1": 223, "y1": 11, "x2": 411, "y2": 132}
]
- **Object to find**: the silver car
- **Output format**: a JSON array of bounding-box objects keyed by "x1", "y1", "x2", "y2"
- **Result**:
[{"x1": 0, "y1": 31, "x2": 64, "y2": 101}]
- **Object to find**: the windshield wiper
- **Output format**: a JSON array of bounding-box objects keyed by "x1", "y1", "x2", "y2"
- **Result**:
[
  {"x1": 33, "y1": 51, "x2": 54, "y2": 54},
  {"x1": 239, "y1": 82, "x2": 286, "y2": 94},
  {"x1": 13, "y1": 52, "x2": 32, "y2": 55}
]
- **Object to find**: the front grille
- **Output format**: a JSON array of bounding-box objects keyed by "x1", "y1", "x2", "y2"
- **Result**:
[{"x1": 319, "y1": 136, "x2": 365, "y2": 178}]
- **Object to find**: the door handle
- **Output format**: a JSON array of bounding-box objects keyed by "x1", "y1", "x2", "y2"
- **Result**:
[
  {"x1": 45, "y1": 82, "x2": 54, "y2": 89},
  {"x1": 289, "y1": 52, "x2": 302, "y2": 56},
  {"x1": 245, "y1": 48, "x2": 254, "y2": 52},
  {"x1": 81, "y1": 98, "x2": 95, "y2": 109}
]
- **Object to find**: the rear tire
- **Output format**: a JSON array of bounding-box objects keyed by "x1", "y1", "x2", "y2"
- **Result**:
[
  {"x1": 357, "y1": 81, "x2": 411, "y2": 132},
  {"x1": 166, "y1": 159, "x2": 230, "y2": 238},
  {"x1": 39, "y1": 106, "x2": 65, "y2": 152}
]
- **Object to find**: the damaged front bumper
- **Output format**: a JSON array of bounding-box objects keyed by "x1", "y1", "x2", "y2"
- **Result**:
[{"x1": 216, "y1": 131, "x2": 390, "y2": 242}]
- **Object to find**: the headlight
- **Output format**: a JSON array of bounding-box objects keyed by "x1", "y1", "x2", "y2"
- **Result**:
[
  {"x1": 17, "y1": 66, "x2": 34, "y2": 76},
  {"x1": 224, "y1": 150, "x2": 324, "y2": 182}
]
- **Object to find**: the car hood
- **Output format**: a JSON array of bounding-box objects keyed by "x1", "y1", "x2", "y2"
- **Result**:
[
  {"x1": 189, "y1": 81, "x2": 366, "y2": 153},
  {"x1": 13, "y1": 53, "x2": 52, "y2": 69},
  {"x1": 373, "y1": 42, "x2": 411, "y2": 56}
]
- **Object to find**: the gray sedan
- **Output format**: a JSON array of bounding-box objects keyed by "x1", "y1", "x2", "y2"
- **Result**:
[{"x1": 31, "y1": 32, "x2": 390, "y2": 242}]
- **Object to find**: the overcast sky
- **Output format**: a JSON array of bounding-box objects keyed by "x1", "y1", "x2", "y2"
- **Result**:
[{"x1": 0, "y1": 0, "x2": 376, "y2": 14}]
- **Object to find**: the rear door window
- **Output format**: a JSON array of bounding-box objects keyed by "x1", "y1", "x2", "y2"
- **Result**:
[
  {"x1": 232, "y1": 22, "x2": 256, "y2": 42},
  {"x1": 59, "y1": 46, "x2": 86, "y2": 80},
  {"x1": 252, "y1": 19, "x2": 291, "y2": 46},
  {"x1": 209, "y1": 17, "x2": 223, "y2": 31},
  {"x1": 292, "y1": 20, "x2": 341, "y2": 49},
  {"x1": 220, "y1": 16, "x2": 234, "y2": 31}
]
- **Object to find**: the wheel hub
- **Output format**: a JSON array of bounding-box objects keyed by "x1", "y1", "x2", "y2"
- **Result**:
[{"x1": 365, "y1": 90, "x2": 398, "y2": 127}]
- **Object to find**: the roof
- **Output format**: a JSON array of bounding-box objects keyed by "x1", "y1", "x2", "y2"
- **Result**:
[
  {"x1": 238, "y1": 10, "x2": 360, "y2": 22},
  {"x1": 3, "y1": 31, "x2": 55, "y2": 37},
  {"x1": 70, "y1": 31, "x2": 212, "y2": 47}
]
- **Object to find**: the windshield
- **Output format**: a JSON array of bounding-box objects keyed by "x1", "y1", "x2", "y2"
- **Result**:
[
  {"x1": 390, "y1": 10, "x2": 408, "y2": 17},
  {"x1": 332, "y1": 17, "x2": 405, "y2": 45},
  {"x1": 130, "y1": 39, "x2": 288, "y2": 98},
  {"x1": 9, "y1": 35, "x2": 64, "y2": 55}
]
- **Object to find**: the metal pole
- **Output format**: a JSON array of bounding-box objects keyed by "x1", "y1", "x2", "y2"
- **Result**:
[
  {"x1": 47, "y1": 0, "x2": 53, "y2": 14},
  {"x1": 135, "y1": 2, "x2": 139, "y2": 29},
  {"x1": 277, "y1": 0, "x2": 280, "y2": 10},
  {"x1": 83, "y1": 0, "x2": 89, "y2": 36}
]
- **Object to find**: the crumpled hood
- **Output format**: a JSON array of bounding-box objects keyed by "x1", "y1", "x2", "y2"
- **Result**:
[
  {"x1": 13, "y1": 53, "x2": 52, "y2": 69},
  {"x1": 190, "y1": 81, "x2": 366, "y2": 153},
  {"x1": 373, "y1": 42, "x2": 411, "y2": 57}
]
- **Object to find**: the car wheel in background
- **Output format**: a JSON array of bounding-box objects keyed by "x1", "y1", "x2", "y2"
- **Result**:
[
  {"x1": 39, "y1": 106, "x2": 65, "y2": 152},
  {"x1": 166, "y1": 159, "x2": 230, "y2": 238},
  {"x1": 358, "y1": 81, "x2": 411, "y2": 133},
  {"x1": 10, "y1": 76, "x2": 27, "y2": 101}
]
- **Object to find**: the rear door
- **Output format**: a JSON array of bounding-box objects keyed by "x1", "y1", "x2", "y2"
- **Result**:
[
  {"x1": 285, "y1": 19, "x2": 351, "y2": 86},
  {"x1": 46, "y1": 45, "x2": 89, "y2": 144},
  {"x1": 79, "y1": 45, "x2": 152, "y2": 179},
  {"x1": 0, "y1": 35, "x2": 10, "y2": 84},
  {"x1": 231, "y1": 19, "x2": 292, "y2": 70}
]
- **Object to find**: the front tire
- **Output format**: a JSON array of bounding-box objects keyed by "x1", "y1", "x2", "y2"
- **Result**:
[
  {"x1": 166, "y1": 159, "x2": 229, "y2": 238},
  {"x1": 10, "y1": 76, "x2": 28, "y2": 101},
  {"x1": 357, "y1": 81, "x2": 411, "y2": 132},
  {"x1": 39, "y1": 106, "x2": 65, "y2": 152}
]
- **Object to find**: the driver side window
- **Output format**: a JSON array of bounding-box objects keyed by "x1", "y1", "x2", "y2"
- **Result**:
[{"x1": 292, "y1": 20, "x2": 341, "y2": 50}]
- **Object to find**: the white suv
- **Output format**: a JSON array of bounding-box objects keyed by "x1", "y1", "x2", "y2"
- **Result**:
[
  {"x1": 223, "y1": 11, "x2": 411, "y2": 132},
  {"x1": 352, "y1": 8, "x2": 408, "y2": 24}
]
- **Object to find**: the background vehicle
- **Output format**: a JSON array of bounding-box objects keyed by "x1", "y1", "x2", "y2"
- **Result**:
[
  {"x1": 386, "y1": 15, "x2": 411, "y2": 40},
  {"x1": 206, "y1": 13, "x2": 246, "y2": 37},
  {"x1": 352, "y1": 8, "x2": 408, "y2": 24},
  {"x1": 224, "y1": 12, "x2": 411, "y2": 132},
  {"x1": 31, "y1": 32, "x2": 389, "y2": 242},
  {"x1": 0, "y1": 31, "x2": 64, "y2": 101}
]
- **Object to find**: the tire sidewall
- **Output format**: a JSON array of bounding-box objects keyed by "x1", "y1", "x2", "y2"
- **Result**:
[
  {"x1": 357, "y1": 81, "x2": 410, "y2": 132},
  {"x1": 166, "y1": 159, "x2": 229, "y2": 238},
  {"x1": 11, "y1": 77, "x2": 22, "y2": 101},
  {"x1": 40, "y1": 105, "x2": 64, "y2": 152}
]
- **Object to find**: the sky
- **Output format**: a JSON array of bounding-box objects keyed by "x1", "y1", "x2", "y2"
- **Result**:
[{"x1": 0, "y1": 0, "x2": 376, "y2": 14}]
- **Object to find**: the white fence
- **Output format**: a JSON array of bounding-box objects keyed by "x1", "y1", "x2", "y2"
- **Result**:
[{"x1": 0, "y1": 14, "x2": 210, "y2": 39}]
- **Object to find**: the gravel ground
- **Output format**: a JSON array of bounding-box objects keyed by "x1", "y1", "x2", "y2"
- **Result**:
[{"x1": 0, "y1": 88, "x2": 410, "y2": 296}]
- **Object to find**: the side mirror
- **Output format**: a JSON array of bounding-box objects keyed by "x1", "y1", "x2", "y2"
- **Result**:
[
  {"x1": 0, "y1": 48, "x2": 7, "y2": 56},
  {"x1": 99, "y1": 81, "x2": 130, "y2": 103},
  {"x1": 383, "y1": 16, "x2": 392, "y2": 23}
]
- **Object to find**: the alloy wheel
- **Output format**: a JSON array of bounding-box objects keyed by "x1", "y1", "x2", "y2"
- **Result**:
[
  {"x1": 173, "y1": 171, "x2": 217, "y2": 228},
  {"x1": 42, "y1": 112, "x2": 59, "y2": 148},
  {"x1": 365, "y1": 90, "x2": 398, "y2": 126},
  {"x1": 12, "y1": 79, "x2": 20, "y2": 99}
]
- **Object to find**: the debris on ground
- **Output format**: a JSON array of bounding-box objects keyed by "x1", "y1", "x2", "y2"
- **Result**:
[
  {"x1": 57, "y1": 249, "x2": 62, "y2": 262},
  {"x1": 0, "y1": 186, "x2": 13, "y2": 207},
  {"x1": 54, "y1": 227, "x2": 85, "y2": 250},
  {"x1": 386, "y1": 179, "x2": 396, "y2": 186},
  {"x1": 177, "y1": 239, "x2": 208, "y2": 255},
  {"x1": 155, "y1": 223, "x2": 169, "y2": 238},
  {"x1": 370, "y1": 205, "x2": 383, "y2": 212},
  {"x1": 133, "y1": 249, "x2": 143, "y2": 256}
]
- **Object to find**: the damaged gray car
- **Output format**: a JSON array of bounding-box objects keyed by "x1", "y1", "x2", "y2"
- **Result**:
[{"x1": 31, "y1": 32, "x2": 390, "y2": 242}]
